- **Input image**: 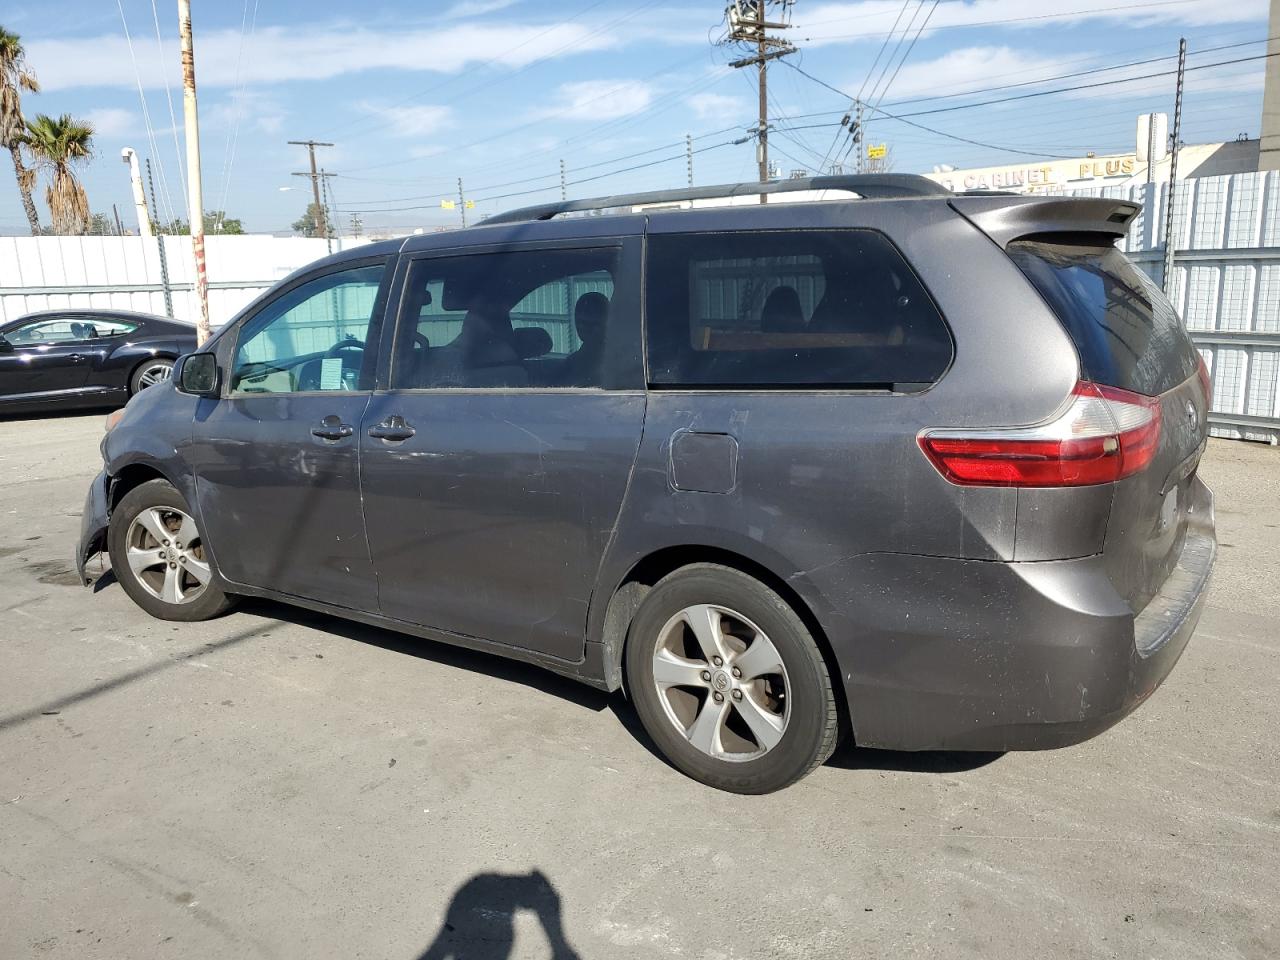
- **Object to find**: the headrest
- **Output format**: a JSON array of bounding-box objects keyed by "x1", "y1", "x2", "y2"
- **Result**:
[
  {"x1": 574, "y1": 292, "x2": 609, "y2": 344},
  {"x1": 513, "y1": 326, "x2": 552, "y2": 359},
  {"x1": 761, "y1": 286, "x2": 804, "y2": 332}
]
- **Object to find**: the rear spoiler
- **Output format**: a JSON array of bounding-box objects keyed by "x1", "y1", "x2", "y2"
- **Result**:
[{"x1": 949, "y1": 195, "x2": 1140, "y2": 249}]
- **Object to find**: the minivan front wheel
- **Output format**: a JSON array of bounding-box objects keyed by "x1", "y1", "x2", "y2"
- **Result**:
[
  {"x1": 107, "y1": 479, "x2": 234, "y2": 621},
  {"x1": 625, "y1": 564, "x2": 838, "y2": 793}
]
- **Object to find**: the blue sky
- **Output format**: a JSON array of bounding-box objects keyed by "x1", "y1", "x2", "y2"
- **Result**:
[{"x1": 0, "y1": 0, "x2": 1270, "y2": 234}]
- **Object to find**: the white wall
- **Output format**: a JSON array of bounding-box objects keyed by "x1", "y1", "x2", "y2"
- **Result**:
[{"x1": 0, "y1": 234, "x2": 371, "y2": 328}]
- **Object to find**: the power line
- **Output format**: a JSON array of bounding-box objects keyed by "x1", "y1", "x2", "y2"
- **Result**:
[
  {"x1": 783, "y1": 48, "x2": 1279, "y2": 156},
  {"x1": 338, "y1": 138, "x2": 742, "y2": 215},
  {"x1": 797, "y1": 0, "x2": 1204, "y2": 36},
  {"x1": 115, "y1": 0, "x2": 178, "y2": 227},
  {"x1": 149, "y1": 0, "x2": 188, "y2": 203}
]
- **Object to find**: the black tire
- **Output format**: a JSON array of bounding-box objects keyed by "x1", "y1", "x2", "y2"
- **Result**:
[
  {"x1": 107, "y1": 479, "x2": 235, "y2": 621},
  {"x1": 624, "y1": 563, "x2": 838, "y2": 794},
  {"x1": 129, "y1": 357, "x2": 174, "y2": 395}
]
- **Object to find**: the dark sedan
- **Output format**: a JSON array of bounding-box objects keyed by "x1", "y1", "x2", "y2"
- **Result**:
[{"x1": 0, "y1": 309, "x2": 197, "y2": 415}]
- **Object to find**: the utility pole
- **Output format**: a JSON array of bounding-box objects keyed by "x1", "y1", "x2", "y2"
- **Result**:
[
  {"x1": 560, "y1": 159, "x2": 567, "y2": 200},
  {"x1": 854, "y1": 102, "x2": 865, "y2": 174},
  {"x1": 349, "y1": 212, "x2": 363, "y2": 238},
  {"x1": 146, "y1": 158, "x2": 175, "y2": 319},
  {"x1": 1163, "y1": 38, "x2": 1186, "y2": 296},
  {"x1": 725, "y1": 1, "x2": 795, "y2": 202},
  {"x1": 112, "y1": 204, "x2": 123, "y2": 236},
  {"x1": 686, "y1": 133, "x2": 694, "y2": 186},
  {"x1": 320, "y1": 167, "x2": 336, "y2": 255},
  {"x1": 178, "y1": 0, "x2": 210, "y2": 344},
  {"x1": 457, "y1": 178, "x2": 468, "y2": 227},
  {"x1": 289, "y1": 139, "x2": 333, "y2": 236},
  {"x1": 121, "y1": 148, "x2": 152, "y2": 237}
]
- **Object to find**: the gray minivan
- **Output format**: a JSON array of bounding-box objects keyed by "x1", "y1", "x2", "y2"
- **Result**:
[{"x1": 77, "y1": 175, "x2": 1215, "y2": 793}]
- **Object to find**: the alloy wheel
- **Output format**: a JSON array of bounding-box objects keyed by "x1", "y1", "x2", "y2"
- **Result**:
[
  {"x1": 650, "y1": 603, "x2": 791, "y2": 762},
  {"x1": 137, "y1": 361, "x2": 173, "y2": 388},
  {"x1": 123, "y1": 506, "x2": 211, "y2": 605}
]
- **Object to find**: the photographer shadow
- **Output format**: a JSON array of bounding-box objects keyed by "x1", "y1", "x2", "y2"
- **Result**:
[{"x1": 416, "y1": 869, "x2": 580, "y2": 960}]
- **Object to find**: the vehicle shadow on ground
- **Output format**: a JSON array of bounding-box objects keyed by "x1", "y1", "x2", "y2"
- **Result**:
[
  {"x1": 92, "y1": 576, "x2": 1006, "y2": 779},
  {"x1": 233, "y1": 597, "x2": 614, "y2": 714},
  {"x1": 415, "y1": 869, "x2": 581, "y2": 960}
]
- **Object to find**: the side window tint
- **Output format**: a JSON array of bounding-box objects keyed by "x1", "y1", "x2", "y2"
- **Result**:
[
  {"x1": 231, "y1": 263, "x2": 386, "y2": 395},
  {"x1": 645, "y1": 230, "x2": 953, "y2": 390},
  {"x1": 393, "y1": 247, "x2": 628, "y2": 389},
  {"x1": 8, "y1": 320, "x2": 80, "y2": 344},
  {"x1": 93, "y1": 319, "x2": 140, "y2": 337}
]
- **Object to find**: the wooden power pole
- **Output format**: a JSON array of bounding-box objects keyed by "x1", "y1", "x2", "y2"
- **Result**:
[
  {"x1": 725, "y1": 1, "x2": 795, "y2": 201},
  {"x1": 289, "y1": 139, "x2": 333, "y2": 236},
  {"x1": 177, "y1": 0, "x2": 211, "y2": 344}
]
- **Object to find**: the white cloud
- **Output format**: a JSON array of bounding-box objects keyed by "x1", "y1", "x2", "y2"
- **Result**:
[
  {"x1": 355, "y1": 102, "x2": 453, "y2": 138},
  {"x1": 83, "y1": 107, "x2": 135, "y2": 138},
  {"x1": 205, "y1": 90, "x2": 286, "y2": 136},
  {"x1": 27, "y1": 20, "x2": 633, "y2": 91},
  {"x1": 442, "y1": 0, "x2": 522, "y2": 19},
  {"x1": 539, "y1": 80, "x2": 654, "y2": 122},
  {"x1": 687, "y1": 92, "x2": 747, "y2": 120},
  {"x1": 867, "y1": 46, "x2": 1083, "y2": 103},
  {"x1": 796, "y1": 0, "x2": 1268, "y2": 46}
]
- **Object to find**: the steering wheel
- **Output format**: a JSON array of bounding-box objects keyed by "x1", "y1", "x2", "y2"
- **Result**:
[
  {"x1": 325, "y1": 339, "x2": 364, "y2": 359},
  {"x1": 413, "y1": 332, "x2": 430, "y2": 353}
]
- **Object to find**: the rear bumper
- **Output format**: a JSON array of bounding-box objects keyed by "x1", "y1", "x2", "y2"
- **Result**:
[
  {"x1": 76, "y1": 470, "x2": 111, "y2": 585},
  {"x1": 827, "y1": 477, "x2": 1216, "y2": 751}
]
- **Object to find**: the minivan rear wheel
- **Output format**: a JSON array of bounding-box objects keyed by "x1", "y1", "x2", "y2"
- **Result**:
[
  {"x1": 624, "y1": 564, "x2": 838, "y2": 793},
  {"x1": 107, "y1": 479, "x2": 235, "y2": 621}
]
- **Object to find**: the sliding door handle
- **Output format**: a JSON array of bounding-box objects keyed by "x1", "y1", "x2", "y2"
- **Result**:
[{"x1": 311, "y1": 415, "x2": 354, "y2": 441}]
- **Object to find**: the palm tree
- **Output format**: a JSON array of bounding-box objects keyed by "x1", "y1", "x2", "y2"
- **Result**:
[
  {"x1": 23, "y1": 113, "x2": 93, "y2": 235},
  {"x1": 0, "y1": 27, "x2": 41, "y2": 235}
]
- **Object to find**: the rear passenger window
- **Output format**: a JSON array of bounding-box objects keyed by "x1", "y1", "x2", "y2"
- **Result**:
[
  {"x1": 645, "y1": 230, "x2": 952, "y2": 390},
  {"x1": 393, "y1": 247, "x2": 637, "y2": 389}
]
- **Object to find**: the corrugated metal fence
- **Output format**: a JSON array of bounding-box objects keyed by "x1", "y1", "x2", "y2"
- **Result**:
[{"x1": 1052, "y1": 171, "x2": 1280, "y2": 443}]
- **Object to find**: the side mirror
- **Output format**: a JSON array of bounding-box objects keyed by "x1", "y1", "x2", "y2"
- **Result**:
[
  {"x1": 0, "y1": 334, "x2": 12, "y2": 354},
  {"x1": 176, "y1": 352, "x2": 220, "y2": 397}
]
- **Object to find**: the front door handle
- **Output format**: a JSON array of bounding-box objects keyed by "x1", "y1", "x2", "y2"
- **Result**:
[
  {"x1": 311, "y1": 414, "x2": 354, "y2": 441},
  {"x1": 368, "y1": 414, "x2": 416, "y2": 441}
]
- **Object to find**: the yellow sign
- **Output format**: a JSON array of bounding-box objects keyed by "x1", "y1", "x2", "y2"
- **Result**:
[
  {"x1": 440, "y1": 199, "x2": 456, "y2": 210},
  {"x1": 465, "y1": 200, "x2": 475, "y2": 209},
  {"x1": 867, "y1": 143, "x2": 887, "y2": 160}
]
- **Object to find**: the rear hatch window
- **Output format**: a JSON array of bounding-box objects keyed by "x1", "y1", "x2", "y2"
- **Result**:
[{"x1": 1006, "y1": 237, "x2": 1199, "y2": 396}]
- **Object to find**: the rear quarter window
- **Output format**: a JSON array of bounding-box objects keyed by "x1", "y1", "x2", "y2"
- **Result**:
[
  {"x1": 644, "y1": 229, "x2": 953, "y2": 390},
  {"x1": 1007, "y1": 238, "x2": 1199, "y2": 397}
]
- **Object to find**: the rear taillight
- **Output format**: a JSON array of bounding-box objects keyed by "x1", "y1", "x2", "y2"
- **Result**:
[
  {"x1": 918, "y1": 381, "x2": 1162, "y2": 487},
  {"x1": 1196, "y1": 352, "x2": 1212, "y2": 408}
]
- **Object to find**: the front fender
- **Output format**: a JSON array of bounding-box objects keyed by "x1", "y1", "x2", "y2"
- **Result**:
[{"x1": 76, "y1": 470, "x2": 111, "y2": 584}]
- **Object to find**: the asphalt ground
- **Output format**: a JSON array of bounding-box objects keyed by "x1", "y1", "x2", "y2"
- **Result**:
[{"x1": 1, "y1": 411, "x2": 1277, "y2": 960}]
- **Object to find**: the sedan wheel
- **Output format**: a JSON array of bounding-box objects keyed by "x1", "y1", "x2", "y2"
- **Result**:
[{"x1": 131, "y1": 359, "x2": 174, "y2": 394}]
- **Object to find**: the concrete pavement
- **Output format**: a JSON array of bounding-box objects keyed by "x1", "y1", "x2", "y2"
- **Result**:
[{"x1": 1, "y1": 411, "x2": 1277, "y2": 959}]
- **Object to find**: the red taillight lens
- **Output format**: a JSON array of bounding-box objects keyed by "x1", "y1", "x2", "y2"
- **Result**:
[
  {"x1": 918, "y1": 381, "x2": 1162, "y2": 487},
  {"x1": 1196, "y1": 352, "x2": 1212, "y2": 409}
]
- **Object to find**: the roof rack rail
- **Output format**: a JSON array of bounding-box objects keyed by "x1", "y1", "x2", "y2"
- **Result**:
[{"x1": 481, "y1": 174, "x2": 951, "y2": 225}]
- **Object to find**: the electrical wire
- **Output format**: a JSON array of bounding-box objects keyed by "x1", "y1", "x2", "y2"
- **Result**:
[
  {"x1": 215, "y1": 0, "x2": 261, "y2": 229},
  {"x1": 114, "y1": 0, "x2": 178, "y2": 227},
  {"x1": 149, "y1": 0, "x2": 187, "y2": 202}
]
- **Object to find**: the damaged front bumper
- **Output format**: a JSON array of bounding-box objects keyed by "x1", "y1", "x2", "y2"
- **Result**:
[{"x1": 76, "y1": 470, "x2": 111, "y2": 585}]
